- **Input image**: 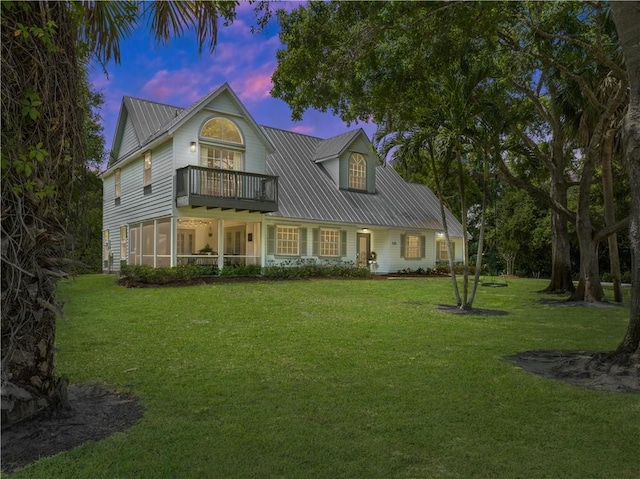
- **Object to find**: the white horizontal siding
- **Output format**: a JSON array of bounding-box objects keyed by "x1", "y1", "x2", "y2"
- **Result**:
[
  {"x1": 103, "y1": 140, "x2": 174, "y2": 268},
  {"x1": 173, "y1": 91, "x2": 268, "y2": 173}
]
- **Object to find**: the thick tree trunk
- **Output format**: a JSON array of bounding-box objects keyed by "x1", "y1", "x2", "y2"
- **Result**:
[
  {"x1": 601, "y1": 128, "x2": 623, "y2": 302},
  {"x1": 1, "y1": 1, "x2": 77, "y2": 424},
  {"x1": 544, "y1": 209, "x2": 575, "y2": 294},
  {"x1": 572, "y1": 150, "x2": 605, "y2": 302},
  {"x1": 611, "y1": 2, "x2": 640, "y2": 354},
  {"x1": 543, "y1": 136, "x2": 575, "y2": 294}
]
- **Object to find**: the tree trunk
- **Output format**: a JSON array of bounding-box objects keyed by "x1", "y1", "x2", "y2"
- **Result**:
[
  {"x1": 572, "y1": 146, "x2": 606, "y2": 302},
  {"x1": 544, "y1": 206, "x2": 575, "y2": 294},
  {"x1": 611, "y1": 1, "x2": 640, "y2": 354},
  {"x1": 429, "y1": 144, "x2": 461, "y2": 306},
  {"x1": 457, "y1": 142, "x2": 471, "y2": 310},
  {"x1": 601, "y1": 128, "x2": 623, "y2": 302},
  {"x1": 1, "y1": 1, "x2": 79, "y2": 424},
  {"x1": 542, "y1": 135, "x2": 575, "y2": 294}
]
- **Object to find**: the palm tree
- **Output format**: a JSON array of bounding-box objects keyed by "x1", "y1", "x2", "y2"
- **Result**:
[
  {"x1": 1, "y1": 0, "x2": 239, "y2": 424},
  {"x1": 610, "y1": 2, "x2": 640, "y2": 354}
]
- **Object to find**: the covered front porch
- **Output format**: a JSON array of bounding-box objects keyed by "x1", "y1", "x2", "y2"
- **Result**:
[
  {"x1": 126, "y1": 215, "x2": 263, "y2": 269},
  {"x1": 175, "y1": 216, "x2": 262, "y2": 268}
]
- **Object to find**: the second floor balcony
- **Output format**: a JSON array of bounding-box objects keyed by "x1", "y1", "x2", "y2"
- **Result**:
[{"x1": 176, "y1": 165, "x2": 278, "y2": 213}]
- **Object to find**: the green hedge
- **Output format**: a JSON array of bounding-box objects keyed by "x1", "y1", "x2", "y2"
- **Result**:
[
  {"x1": 120, "y1": 260, "x2": 369, "y2": 284},
  {"x1": 262, "y1": 258, "x2": 370, "y2": 280},
  {"x1": 434, "y1": 261, "x2": 476, "y2": 275},
  {"x1": 120, "y1": 264, "x2": 217, "y2": 284}
]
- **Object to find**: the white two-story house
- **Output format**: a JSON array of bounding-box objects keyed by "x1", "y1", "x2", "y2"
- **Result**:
[{"x1": 101, "y1": 83, "x2": 463, "y2": 274}]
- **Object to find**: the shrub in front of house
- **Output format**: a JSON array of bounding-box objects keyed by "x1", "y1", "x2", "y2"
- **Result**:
[
  {"x1": 120, "y1": 264, "x2": 217, "y2": 284},
  {"x1": 262, "y1": 258, "x2": 370, "y2": 280},
  {"x1": 119, "y1": 260, "x2": 369, "y2": 284},
  {"x1": 434, "y1": 262, "x2": 476, "y2": 275},
  {"x1": 219, "y1": 264, "x2": 262, "y2": 277}
]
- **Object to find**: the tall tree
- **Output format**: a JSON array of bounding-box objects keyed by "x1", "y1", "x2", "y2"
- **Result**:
[
  {"x1": 1, "y1": 0, "x2": 238, "y2": 424},
  {"x1": 274, "y1": 1, "x2": 505, "y2": 309},
  {"x1": 610, "y1": 2, "x2": 640, "y2": 354}
]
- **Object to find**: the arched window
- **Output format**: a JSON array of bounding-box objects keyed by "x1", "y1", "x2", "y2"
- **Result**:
[
  {"x1": 349, "y1": 153, "x2": 367, "y2": 190},
  {"x1": 200, "y1": 117, "x2": 243, "y2": 144},
  {"x1": 199, "y1": 117, "x2": 244, "y2": 171}
]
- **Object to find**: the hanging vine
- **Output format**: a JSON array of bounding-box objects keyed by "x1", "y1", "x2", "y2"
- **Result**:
[{"x1": 1, "y1": 1, "x2": 87, "y2": 423}]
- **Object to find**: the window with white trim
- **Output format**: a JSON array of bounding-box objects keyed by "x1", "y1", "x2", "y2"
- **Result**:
[
  {"x1": 320, "y1": 228, "x2": 339, "y2": 257},
  {"x1": 401, "y1": 233, "x2": 425, "y2": 260},
  {"x1": 115, "y1": 169, "x2": 121, "y2": 198},
  {"x1": 143, "y1": 151, "x2": 152, "y2": 186},
  {"x1": 405, "y1": 234, "x2": 421, "y2": 259},
  {"x1": 199, "y1": 117, "x2": 244, "y2": 170},
  {"x1": 349, "y1": 153, "x2": 367, "y2": 190},
  {"x1": 201, "y1": 117, "x2": 243, "y2": 144},
  {"x1": 277, "y1": 226, "x2": 299, "y2": 256},
  {"x1": 437, "y1": 240, "x2": 454, "y2": 261}
]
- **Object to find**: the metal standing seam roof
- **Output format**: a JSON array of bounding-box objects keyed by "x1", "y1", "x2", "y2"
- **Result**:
[
  {"x1": 262, "y1": 126, "x2": 463, "y2": 236},
  {"x1": 313, "y1": 129, "x2": 362, "y2": 161},
  {"x1": 108, "y1": 91, "x2": 463, "y2": 235}
]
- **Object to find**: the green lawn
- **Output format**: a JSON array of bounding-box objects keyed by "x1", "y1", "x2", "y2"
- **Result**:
[{"x1": 12, "y1": 275, "x2": 638, "y2": 478}]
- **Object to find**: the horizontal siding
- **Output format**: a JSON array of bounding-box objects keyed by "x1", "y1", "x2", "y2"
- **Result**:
[{"x1": 103, "y1": 140, "x2": 175, "y2": 266}]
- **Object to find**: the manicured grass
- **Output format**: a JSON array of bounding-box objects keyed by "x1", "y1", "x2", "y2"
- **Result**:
[{"x1": 12, "y1": 275, "x2": 638, "y2": 478}]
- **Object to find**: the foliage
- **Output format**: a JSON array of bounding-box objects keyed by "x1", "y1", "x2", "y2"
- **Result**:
[
  {"x1": 0, "y1": 0, "x2": 245, "y2": 422},
  {"x1": 1, "y1": 0, "x2": 88, "y2": 421},
  {"x1": 119, "y1": 260, "x2": 369, "y2": 284},
  {"x1": 16, "y1": 275, "x2": 636, "y2": 478},
  {"x1": 262, "y1": 258, "x2": 370, "y2": 280},
  {"x1": 120, "y1": 264, "x2": 217, "y2": 284},
  {"x1": 219, "y1": 264, "x2": 262, "y2": 277}
]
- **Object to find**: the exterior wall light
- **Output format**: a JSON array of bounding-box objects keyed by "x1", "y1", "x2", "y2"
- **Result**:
[{"x1": 190, "y1": 141, "x2": 196, "y2": 153}]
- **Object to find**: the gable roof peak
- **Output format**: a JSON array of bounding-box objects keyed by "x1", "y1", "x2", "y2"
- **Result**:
[{"x1": 313, "y1": 128, "x2": 368, "y2": 162}]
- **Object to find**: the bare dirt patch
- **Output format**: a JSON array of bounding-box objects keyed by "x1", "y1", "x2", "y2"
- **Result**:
[
  {"x1": 509, "y1": 350, "x2": 640, "y2": 393},
  {"x1": 437, "y1": 304, "x2": 509, "y2": 316},
  {"x1": 1, "y1": 382, "x2": 142, "y2": 474}
]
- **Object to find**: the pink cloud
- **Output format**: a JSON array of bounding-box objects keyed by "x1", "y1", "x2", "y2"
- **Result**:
[
  {"x1": 141, "y1": 69, "x2": 210, "y2": 104},
  {"x1": 232, "y1": 71, "x2": 274, "y2": 103},
  {"x1": 291, "y1": 124, "x2": 317, "y2": 135}
]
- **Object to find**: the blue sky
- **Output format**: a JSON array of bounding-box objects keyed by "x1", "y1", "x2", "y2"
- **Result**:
[{"x1": 89, "y1": 2, "x2": 376, "y2": 164}]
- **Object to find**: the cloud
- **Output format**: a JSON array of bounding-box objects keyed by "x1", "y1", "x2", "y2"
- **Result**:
[
  {"x1": 141, "y1": 69, "x2": 211, "y2": 104},
  {"x1": 290, "y1": 124, "x2": 317, "y2": 135},
  {"x1": 233, "y1": 71, "x2": 274, "y2": 103}
]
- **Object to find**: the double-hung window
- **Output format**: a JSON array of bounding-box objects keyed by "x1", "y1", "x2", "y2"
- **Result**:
[
  {"x1": 401, "y1": 233, "x2": 426, "y2": 260},
  {"x1": 277, "y1": 226, "x2": 299, "y2": 256},
  {"x1": 437, "y1": 240, "x2": 454, "y2": 261},
  {"x1": 320, "y1": 228, "x2": 340, "y2": 257},
  {"x1": 115, "y1": 169, "x2": 121, "y2": 198}
]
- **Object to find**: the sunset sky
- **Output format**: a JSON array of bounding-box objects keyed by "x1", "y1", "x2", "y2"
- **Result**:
[{"x1": 89, "y1": 2, "x2": 376, "y2": 165}]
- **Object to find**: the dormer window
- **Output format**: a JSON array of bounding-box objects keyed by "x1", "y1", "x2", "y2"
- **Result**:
[
  {"x1": 199, "y1": 117, "x2": 244, "y2": 171},
  {"x1": 349, "y1": 153, "x2": 367, "y2": 190}
]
